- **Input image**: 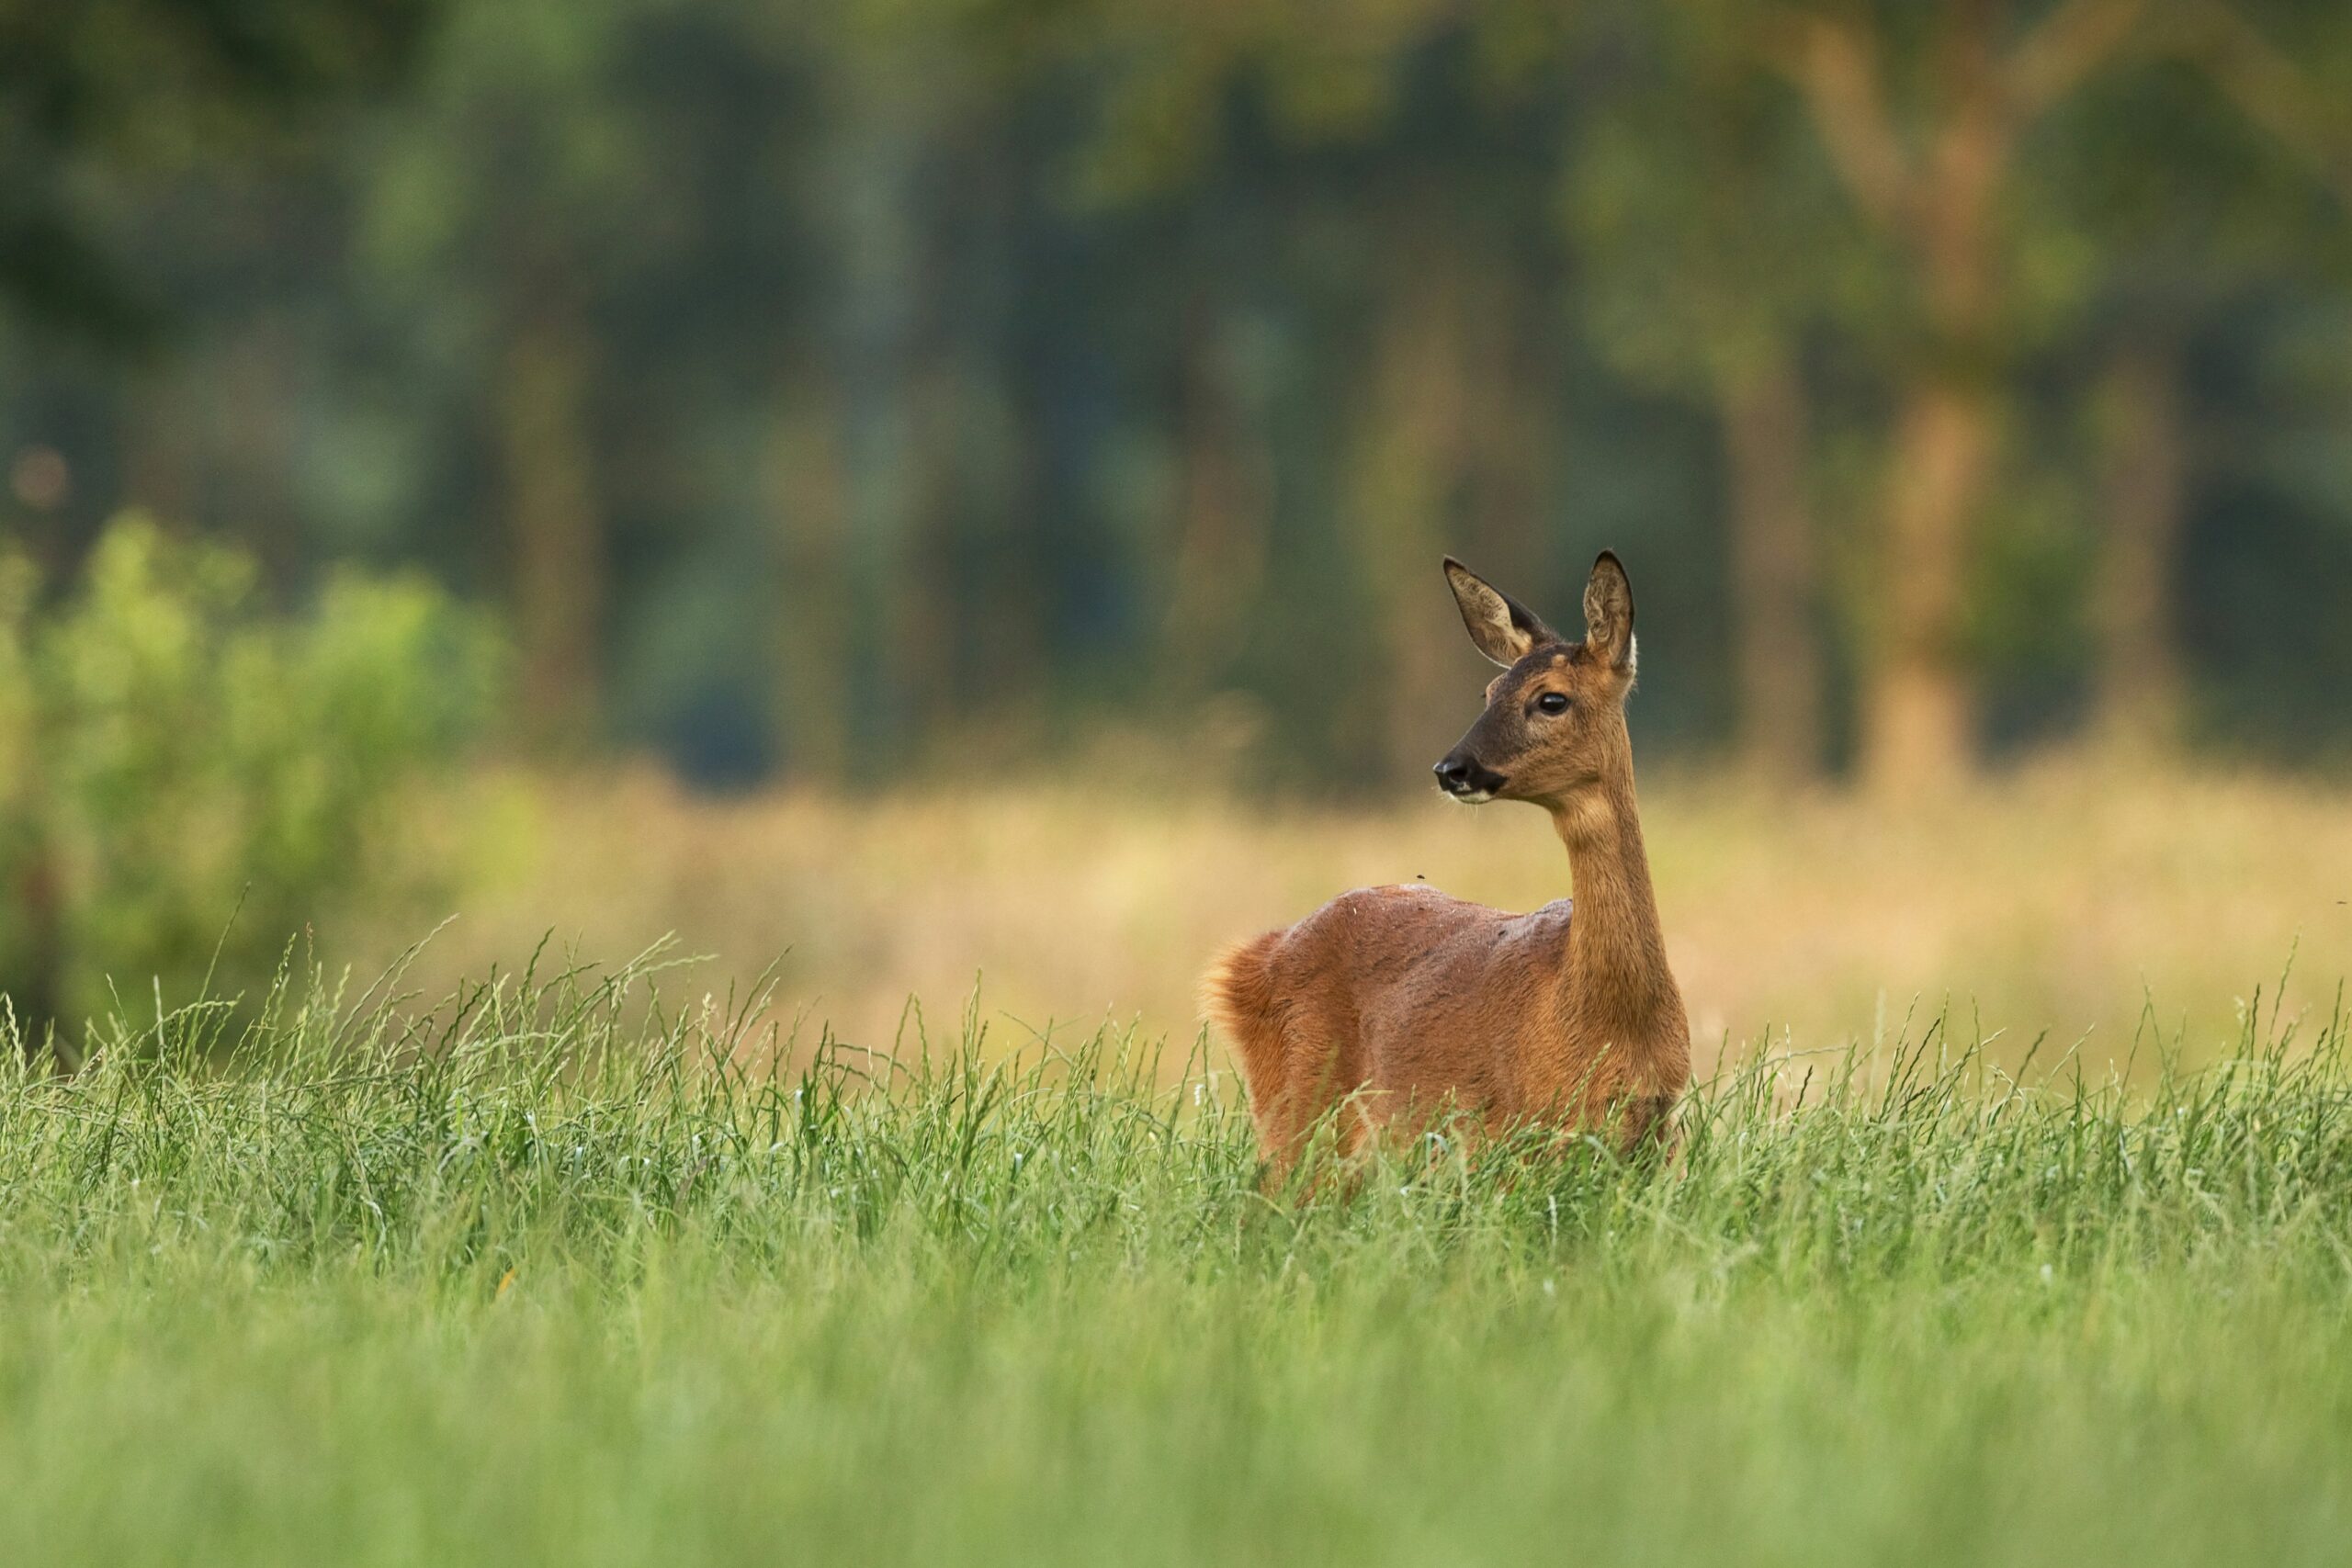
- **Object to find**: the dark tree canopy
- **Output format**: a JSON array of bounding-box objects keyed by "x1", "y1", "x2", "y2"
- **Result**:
[
  {"x1": 0, "y1": 0, "x2": 437, "y2": 336},
  {"x1": 6, "y1": 0, "x2": 2352, "y2": 789}
]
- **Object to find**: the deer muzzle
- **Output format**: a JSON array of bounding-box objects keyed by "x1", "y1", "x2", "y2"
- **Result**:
[{"x1": 1433, "y1": 750, "x2": 1507, "y2": 803}]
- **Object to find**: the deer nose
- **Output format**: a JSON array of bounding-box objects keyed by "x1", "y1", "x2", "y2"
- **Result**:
[{"x1": 1433, "y1": 752, "x2": 1504, "y2": 797}]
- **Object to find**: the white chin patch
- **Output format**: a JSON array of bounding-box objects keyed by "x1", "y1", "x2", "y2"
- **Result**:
[{"x1": 1448, "y1": 789, "x2": 1494, "y2": 806}]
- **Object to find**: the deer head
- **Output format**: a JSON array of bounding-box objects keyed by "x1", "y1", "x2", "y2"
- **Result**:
[{"x1": 1432, "y1": 552, "x2": 1637, "y2": 807}]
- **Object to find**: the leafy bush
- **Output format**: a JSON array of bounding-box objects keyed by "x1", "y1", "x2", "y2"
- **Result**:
[{"x1": 0, "y1": 517, "x2": 499, "y2": 1049}]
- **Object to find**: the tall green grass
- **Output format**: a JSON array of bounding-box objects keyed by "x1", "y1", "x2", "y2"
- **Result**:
[{"x1": 5, "y1": 952, "x2": 2351, "y2": 1565}]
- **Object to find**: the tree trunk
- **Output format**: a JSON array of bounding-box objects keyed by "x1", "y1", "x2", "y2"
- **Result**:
[
  {"x1": 1854, "y1": 2, "x2": 2008, "y2": 799},
  {"x1": 767, "y1": 389, "x2": 853, "y2": 782},
  {"x1": 2092, "y1": 338, "x2": 2188, "y2": 754},
  {"x1": 119, "y1": 362, "x2": 201, "y2": 526},
  {"x1": 830, "y1": 117, "x2": 925, "y2": 765},
  {"x1": 1862, "y1": 377, "x2": 1991, "y2": 795},
  {"x1": 1161, "y1": 296, "x2": 1271, "y2": 695},
  {"x1": 498, "y1": 311, "x2": 605, "y2": 754},
  {"x1": 1350, "y1": 224, "x2": 1472, "y2": 788},
  {"x1": 899, "y1": 350, "x2": 963, "y2": 738},
  {"x1": 1461, "y1": 264, "x2": 1554, "y2": 595},
  {"x1": 1717, "y1": 355, "x2": 1825, "y2": 781},
  {"x1": 1776, "y1": 2, "x2": 2023, "y2": 795}
]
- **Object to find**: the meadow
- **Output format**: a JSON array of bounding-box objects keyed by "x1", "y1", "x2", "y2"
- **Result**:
[
  {"x1": 17, "y1": 0, "x2": 2352, "y2": 1551},
  {"x1": 8, "y1": 931, "x2": 2352, "y2": 1566},
  {"x1": 409, "y1": 763, "x2": 2352, "y2": 1071}
]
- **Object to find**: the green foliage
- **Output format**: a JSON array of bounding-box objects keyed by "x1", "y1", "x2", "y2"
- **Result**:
[
  {"x1": 1563, "y1": 4, "x2": 1867, "y2": 394},
  {"x1": 0, "y1": 0, "x2": 440, "y2": 336},
  {"x1": 11, "y1": 0, "x2": 2352, "y2": 782},
  {"x1": 2, "y1": 959, "x2": 2351, "y2": 1562},
  {"x1": 0, "y1": 517, "x2": 498, "y2": 1040}
]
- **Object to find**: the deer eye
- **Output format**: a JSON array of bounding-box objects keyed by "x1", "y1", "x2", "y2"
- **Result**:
[{"x1": 1535, "y1": 692, "x2": 1570, "y2": 716}]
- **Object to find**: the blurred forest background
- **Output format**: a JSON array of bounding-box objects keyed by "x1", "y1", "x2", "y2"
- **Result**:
[{"x1": 5, "y1": 0, "x2": 2352, "y2": 1063}]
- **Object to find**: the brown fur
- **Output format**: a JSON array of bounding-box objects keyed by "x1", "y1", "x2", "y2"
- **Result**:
[{"x1": 1203, "y1": 553, "x2": 1690, "y2": 1178}]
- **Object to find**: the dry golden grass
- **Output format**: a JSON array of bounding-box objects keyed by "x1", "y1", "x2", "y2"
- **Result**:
[{"x1": 391, "y1": 760, "x2": 2352, "y2": 1076}]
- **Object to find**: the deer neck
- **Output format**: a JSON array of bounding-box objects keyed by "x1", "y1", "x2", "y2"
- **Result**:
[{"x1": 1547, "y1": 737, "x2": 1679, "y2": 1044}]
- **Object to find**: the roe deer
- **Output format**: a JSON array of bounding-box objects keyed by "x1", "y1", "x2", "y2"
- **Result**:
[{"x1": 1203, "y1": 551, "x2": 1688, "y2": 1174}]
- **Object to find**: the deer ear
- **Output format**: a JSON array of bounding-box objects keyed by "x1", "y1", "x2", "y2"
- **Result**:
[
  {"x1": 1582, "y1": 551, "x2": 1635, "y2": 674},
  {"x1": 1443, "y1": 558, "x2": 1557, "y2": 668}
]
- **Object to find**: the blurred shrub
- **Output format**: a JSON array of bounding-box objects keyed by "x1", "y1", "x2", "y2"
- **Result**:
[{"x1": 0, "y1": 517, "x2": 500, "y2": 1051}]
